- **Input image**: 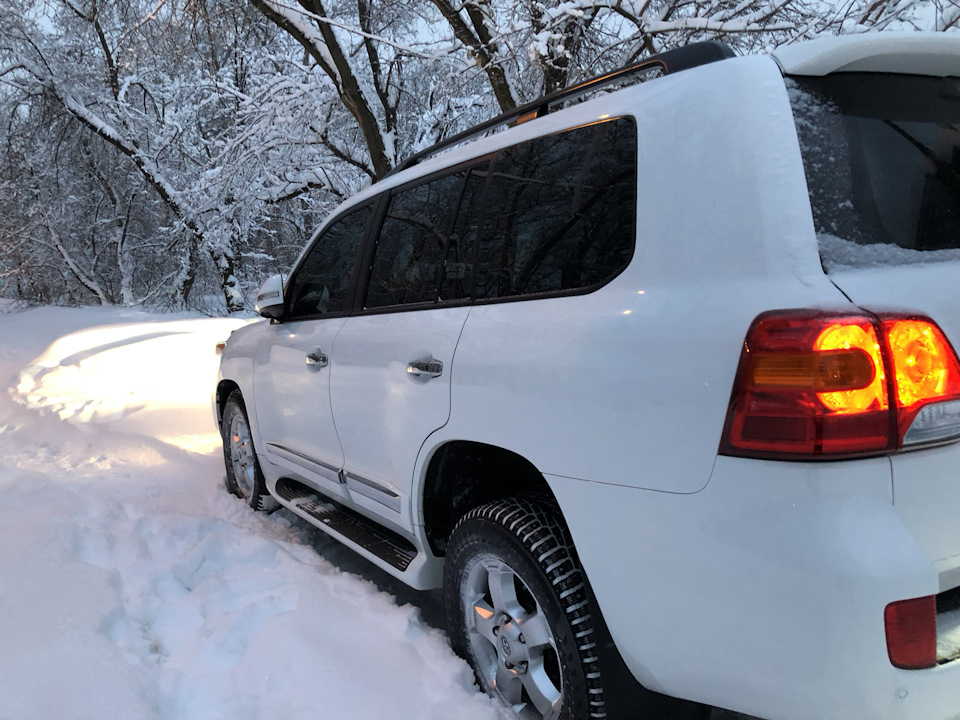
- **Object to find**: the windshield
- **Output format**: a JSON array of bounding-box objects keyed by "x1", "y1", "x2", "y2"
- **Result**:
[{"x1": 788, "y1": 73, "x2": 960, "y2": 272}]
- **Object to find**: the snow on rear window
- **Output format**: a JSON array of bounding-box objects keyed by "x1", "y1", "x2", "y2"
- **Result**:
[
  {"x1": 788, "y1": 75, "x2": 960, "y2": 273},
  {"x1": 819, "y1": 232, "x2": 960, "y2": 272}
]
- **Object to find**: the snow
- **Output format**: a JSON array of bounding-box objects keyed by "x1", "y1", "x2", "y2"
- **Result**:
[
  {"x1": 819, "y1": 233, "x2": 960, "y2": 272},
  {"x1": 940, "y1": 607, "x2": 960, "y2": 662},
  {"x1": 0, "y1": 305, "x2": 501, "y2": 720}
]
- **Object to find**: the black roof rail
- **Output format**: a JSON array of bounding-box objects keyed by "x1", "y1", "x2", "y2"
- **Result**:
[{"x1": 388, "y1": 41, "x2": 735, "y2": 178}]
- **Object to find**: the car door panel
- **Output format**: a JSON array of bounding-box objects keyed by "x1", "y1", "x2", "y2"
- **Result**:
[
  {"x1": 330, "y1": 307, "x2": 471, "y2": 517},
  {"x1": 255, "y1": 317, "x2": 345, "y2": 488}
]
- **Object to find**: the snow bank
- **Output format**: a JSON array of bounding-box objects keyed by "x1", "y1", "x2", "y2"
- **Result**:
[{"x1": 0, "y1": 306, "x2": 499, "y2": 720}]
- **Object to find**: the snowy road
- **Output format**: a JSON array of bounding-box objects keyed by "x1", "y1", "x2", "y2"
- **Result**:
[{"x1": 0, "y1": 304, "x2": 753, "y2": 720}]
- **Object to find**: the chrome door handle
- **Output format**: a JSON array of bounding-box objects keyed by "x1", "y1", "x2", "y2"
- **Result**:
[
  {"x1": 407, "y1": 357, "x2": 443, "y2": 379},
  {"x1": 305, "y1": 349, "x2": 328, "y2": 370}
]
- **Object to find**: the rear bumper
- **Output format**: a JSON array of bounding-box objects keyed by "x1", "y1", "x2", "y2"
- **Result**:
[{"x1": 547, "y1": 454, "x2": 960, "y2": 720}]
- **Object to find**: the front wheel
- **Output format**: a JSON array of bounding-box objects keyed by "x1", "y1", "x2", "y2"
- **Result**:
[
  {"x1": 444, "y1": 498, "x2": 606, "y2": 720},
  {"x1": 220, "y1": 390, "x2": 277, "y2": 512}
]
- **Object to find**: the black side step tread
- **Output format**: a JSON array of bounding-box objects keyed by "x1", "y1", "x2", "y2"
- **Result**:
[{"x1": 275, "y1": 478, "x2": 417, "y2": 571}]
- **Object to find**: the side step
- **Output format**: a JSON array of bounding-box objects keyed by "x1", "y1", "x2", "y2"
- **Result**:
[{"x1": 274, "y1": 478, "x2": 418, "y2": 571}]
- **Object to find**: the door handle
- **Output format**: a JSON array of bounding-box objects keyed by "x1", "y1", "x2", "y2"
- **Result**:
[
  {"x1": 305, "y1": 349, "x2": 329, "y2": 370},
  {"x1": 407, "y1": 357, "x2": 443, "y2": 379}
]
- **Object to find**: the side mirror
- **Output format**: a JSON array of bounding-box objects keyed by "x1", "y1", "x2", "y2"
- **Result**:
[{"x1": 255, "y1": 274, "x2": 285, "y2": 319}]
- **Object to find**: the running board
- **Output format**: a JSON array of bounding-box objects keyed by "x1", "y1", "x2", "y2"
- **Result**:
[{"x1": 274, "y1": 478, "x2": 417, "y2": 571}]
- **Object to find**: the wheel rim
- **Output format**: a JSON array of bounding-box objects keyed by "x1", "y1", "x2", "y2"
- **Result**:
[
  {"x1": 228, "y1": 411, "x2": 255, "y2": 499},
  {"x1": 462, "y1": 555, "x2": 563, "y2": 720}
]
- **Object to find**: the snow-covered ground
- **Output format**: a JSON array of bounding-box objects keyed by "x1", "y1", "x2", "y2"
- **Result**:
[{"x1": 0, "y1": 303, "x2": 502, "y2": 720}]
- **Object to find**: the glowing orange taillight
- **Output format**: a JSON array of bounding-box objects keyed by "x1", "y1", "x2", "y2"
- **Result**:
[
  {"x1": 884, "y1": 319, "x2": 960, "y2": 448},
  {"x1": 721, "y1": 310, "x2": 960, "y2": 459},
  {"x1": 885, "y1": 320, "x2": 960, "y2": 408},
  {"x1": 814, "y1": 323, "x2": 887, "y2": 413}
]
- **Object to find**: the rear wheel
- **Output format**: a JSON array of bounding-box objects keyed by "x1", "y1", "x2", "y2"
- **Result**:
[
  {"x1": 444, "y1": 498, "x2": 606, "y2": 719},
  {"x1": 221, "y1": 390, "x2": 277, "y2": 512}
]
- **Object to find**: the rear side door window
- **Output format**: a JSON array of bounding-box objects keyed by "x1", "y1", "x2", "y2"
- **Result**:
[
  {"x1": 287, "y1": 205, "x2": 372, "y2": 319},
  {"x1": 365, "y1": 167, "x2": 483, "y2": 309}
]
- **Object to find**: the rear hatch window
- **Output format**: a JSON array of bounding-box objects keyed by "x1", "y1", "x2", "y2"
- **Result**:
[{"x1": 788, "y1": 73, "x2": 960, "y2": 272}]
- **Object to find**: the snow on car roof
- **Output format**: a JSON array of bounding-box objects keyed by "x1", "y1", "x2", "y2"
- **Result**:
[{"x1": 772, "y1": 31, "x2": 960, "y2": 77}]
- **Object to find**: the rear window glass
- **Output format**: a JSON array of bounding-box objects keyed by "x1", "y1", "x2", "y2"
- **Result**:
[{"x1": 789, "y1": 73, "x2": 960, "y2": 272}]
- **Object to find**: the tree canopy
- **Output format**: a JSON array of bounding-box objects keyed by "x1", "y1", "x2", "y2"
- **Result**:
[{"x1": 0, "y1": 0, "x2": 953, "y2": 312}]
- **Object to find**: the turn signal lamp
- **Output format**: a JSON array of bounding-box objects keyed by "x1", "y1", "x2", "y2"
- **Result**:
[{"x1": 721, "y1": 311, "x2": 960, "y2": 459}]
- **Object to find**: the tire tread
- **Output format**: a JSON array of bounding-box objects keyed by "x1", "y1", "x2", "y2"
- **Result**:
[{"x1": 449, "y1": 497, "x2": 607, "y2": 719}]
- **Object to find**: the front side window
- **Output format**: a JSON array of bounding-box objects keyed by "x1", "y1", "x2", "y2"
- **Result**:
[
  {"x1": 472, "y1": 117, "x2": 637, "y2": 299},
  {"x1": 288, "y1": 205, "x2": 371, "y2": 318},
  {"x1": 789, "y1": 74, "x2": 960, "y2": 271}
]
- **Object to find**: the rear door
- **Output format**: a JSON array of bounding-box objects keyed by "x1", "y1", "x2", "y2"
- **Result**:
[{"x1": 329, "y1": 164, "x2": 488, "y2": 521}]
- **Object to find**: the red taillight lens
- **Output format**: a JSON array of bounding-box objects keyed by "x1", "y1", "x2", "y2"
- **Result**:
[
  {"x1": 884, "y1": 319, "x2": 960, "y2": 445},
  {"x1": 885, "y1": 596, "x2": 936, "y2": 670},
  {"x1": 720, "y1": 312, "x2": 894, "y2": 458},
  {"x1": 721, "y1": 311, "x2": 960, "y2": 459}
]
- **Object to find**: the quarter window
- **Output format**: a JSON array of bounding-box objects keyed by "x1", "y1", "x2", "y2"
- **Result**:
[
  {"x1": 288, "y1": 205, "x2": 371, "y2": 318},
  {"x1": 473, "y1": 118, "x2": 637, "y2": 299}
]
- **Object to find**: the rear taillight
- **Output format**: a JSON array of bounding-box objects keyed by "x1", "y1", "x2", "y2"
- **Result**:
[
  {"x1": 721, "y1": 310, "x2": 960, "y2": 459},
  {"x1": 885, "y1": 319, "x2": 960, "y2": 448},
  {"x1": 885, "y1": 596, "x2": 936, "y2": 670}
]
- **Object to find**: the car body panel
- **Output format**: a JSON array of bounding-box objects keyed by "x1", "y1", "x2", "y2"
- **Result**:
[
  {"x1": 548, "y1": 458, "x2": 960, "y2": 720},
  {"x1": 772, "y1": 31, "x2": 960, "y2": 77},
  {"x1": 446, "y1": 55, "x2": 851, "y2": 493}
]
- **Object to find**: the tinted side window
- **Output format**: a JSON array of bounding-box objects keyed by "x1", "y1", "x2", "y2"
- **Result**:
[
  {"x1": 288, "y1": 205, "x2": 371, "y2": 318},
  {"x1": 365, "y1": 172, "x2": 467, "y2": 308},
  {"x1": 474, "y1": 118, "x2": 637, "y2": 299},
  {"x1": 441, "y1": 164, "x2": 490, "y2": 302}
]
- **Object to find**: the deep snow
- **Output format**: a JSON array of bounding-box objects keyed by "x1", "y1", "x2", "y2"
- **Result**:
[{"x1": 0, "y1": 303, "x2": 502, "y2": 720}]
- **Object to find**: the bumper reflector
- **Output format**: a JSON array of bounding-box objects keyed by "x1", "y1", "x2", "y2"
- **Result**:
[{"x1": 885, "y1": 595, "x2": 936, "y2": 669}]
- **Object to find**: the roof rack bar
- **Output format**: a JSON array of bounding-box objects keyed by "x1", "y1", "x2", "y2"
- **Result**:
[{"x1": 389, "y1": 41, "x2": 735, "y2": 177}]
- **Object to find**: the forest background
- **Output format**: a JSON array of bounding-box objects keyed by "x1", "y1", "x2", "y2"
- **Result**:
[{"x1": 1, "y1": 0, "x2": 957, "y2": 314}]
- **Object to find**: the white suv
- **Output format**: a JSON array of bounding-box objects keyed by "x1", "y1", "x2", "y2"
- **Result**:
[{"x1": 217, "y1": 33, "x2": 960, "y2": 720}]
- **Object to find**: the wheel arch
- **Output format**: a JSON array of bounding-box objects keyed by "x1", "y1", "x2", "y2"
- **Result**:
[
  {"x1": 420, "y1": 440, "x2": 560, "y2": 558},
  {"x1": 215, "y1": 379, "x2": 241, "y2": 429}
]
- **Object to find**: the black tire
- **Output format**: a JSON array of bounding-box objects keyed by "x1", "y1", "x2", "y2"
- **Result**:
[
  {"x1": 444, "y1": 498, "x2": 606, "y2": 720},
  {"x1": 220, "y1": 390, "x2": 278, "y2": 512}
]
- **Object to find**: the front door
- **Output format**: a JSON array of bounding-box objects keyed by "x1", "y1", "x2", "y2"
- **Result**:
[
  {"x1": 255, "y1": 317, "x2": 346, "y2": 487},
  {"x1": 254, "y1": 204, "x2": 372, "y2": 490}
]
